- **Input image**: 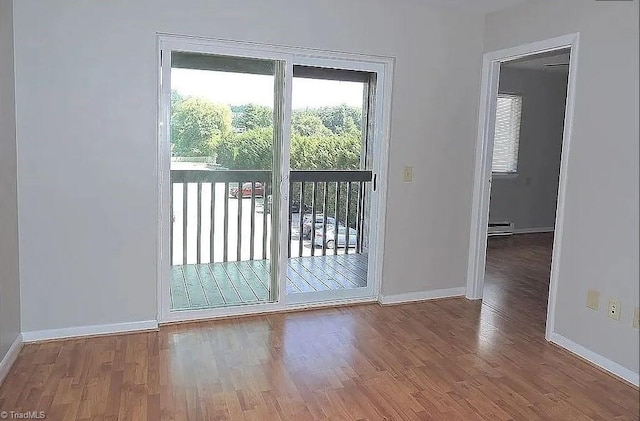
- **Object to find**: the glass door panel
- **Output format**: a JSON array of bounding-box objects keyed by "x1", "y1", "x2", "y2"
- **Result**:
[
  {"x1": 168, "y1": 52, "x2": 282, "y2": 311},
  {"x1": 286, "y1": 65, "x2": 375, "y2": 303}
]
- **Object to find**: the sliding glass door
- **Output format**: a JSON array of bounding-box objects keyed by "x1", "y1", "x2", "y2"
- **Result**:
[
  {"x1": 284, "y1": 61, "x2": 378, "y2": 304},
  {"x1": 160, "y1": 46, "x2": 289, "y2": 318},
  {"x1": 160, "y1": 38, "x2": 388, "y2": 320}
]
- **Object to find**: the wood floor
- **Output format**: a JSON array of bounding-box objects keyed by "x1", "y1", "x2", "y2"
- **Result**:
[
  {"x1": 171, "y1": 254, "x2": 368, "y2": 310},
  {"x1": 1, "y1": 233, "x2": 638, "y2": 420}
]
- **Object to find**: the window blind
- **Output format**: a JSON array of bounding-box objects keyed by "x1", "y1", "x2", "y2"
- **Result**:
[{"x1": 492, "y1": 94, "x2": 522, "y2": 173}]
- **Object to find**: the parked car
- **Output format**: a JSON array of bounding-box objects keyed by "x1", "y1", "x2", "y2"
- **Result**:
[
  {"x1": 314, "y1": 225, "x2": 357, "y2": 249},
  {"x1": 230, "y1": 182, "x2": 264, "y2": 198},
  {"x1": 264, "y1": 195, "x2": 309, "y2": 214},
  {"x1": 302, "y1": 214, "x2": 340, "y2": 239}
]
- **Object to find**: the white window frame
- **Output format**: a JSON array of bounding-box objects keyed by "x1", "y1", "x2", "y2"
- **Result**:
[{"x1": 491, "y1": 93, "x2": 523, "y2": 178}]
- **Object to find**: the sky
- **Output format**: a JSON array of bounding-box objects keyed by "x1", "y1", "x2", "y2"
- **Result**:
[{"x1": 171, "y1": 68, "x2": 364, "y2": 109}]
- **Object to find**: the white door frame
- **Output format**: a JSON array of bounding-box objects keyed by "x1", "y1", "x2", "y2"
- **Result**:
[
  {"x1": 285, "y1": 55, "x2": 389, "y2": 306},
  {"x1": 157, "y1": 35, "x2": 294, "y2": 323},
  {"x1": 465, "y1": 33, "x2": 580, "y2": 341},
  {"x1": 156, "y1": 34, "x2": 394, "y2": 323}
]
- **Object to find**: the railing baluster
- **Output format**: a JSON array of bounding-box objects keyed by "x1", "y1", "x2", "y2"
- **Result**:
[
  {"x1": 322, "y1": 181, "x2": 329, "y2": 256},
  {"x1": 170, "y1": 182, "x2": 174, "y2": 263},
  {"x1": 182, "y1": 183, "x2": 188, "y2": 265},
  {"x1": 345, "y1": 182, "x2": 352, "y2": 255},
  {"x1": 298, "y1": 182, "x2": 305, "y2": 258},
  {"x1": 262, "y1": 181, "x2": 268, "y2": 260},
  {"x1": 310, "y1": 182, "x2": 317, "y2": 257},
  {"x1": 210, "y1": 182, "x2": 215, "y2": 263},
  {"x1": 196, "y1": 182, "x2": 202, "y2": 264},
  {"x1": 287, "y1": 182, "x2": 293, "y2": 258},
  {"x1": 169, "y1": 170, "x2": 372, "y2": 265},
  {"x1": 237, "y1": 181, "x2": 243, "y2": 261},
  {"x1": 250, "y1": 181, "x2": 256, "y2": 261},
  {"x1": 223, "y1": 183, "x2": 229, "y2": 263},
  {"x1": 356, "y1": 181, "x2": 364, "y2": 254},
  {"x1": 334, "y1": 181, "x2": 340, "y2": 256}
]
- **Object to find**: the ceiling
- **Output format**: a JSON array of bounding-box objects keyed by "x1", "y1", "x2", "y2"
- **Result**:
[
  {"x1": 420, "y1": 0, "x2": 528, "y2": 13},
  {"x1": 503, "y1": 50, "x2": 571, "y2": 72}
]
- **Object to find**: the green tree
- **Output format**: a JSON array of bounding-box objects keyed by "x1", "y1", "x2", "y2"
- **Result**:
[
  {"x1": 290, "y1": 131, "x2": 361, "y2": 170},
  {"x1": 316, "y1": 104, "x2": 362, "y2": 134},
  {"x1": 232, "y1": 104, "x2": 273, "y2": 131},
  {"x1": 215, "y1": 104, "x2": 364, "y2": 226},
  {"x1": 216, "y1": 127, "x2": 273, "y2": 169},
  {"x1": 215, "y1": 127, "x2": 361, "y2": 171},
  {"x1": 291, "y1": 111, "x2": 332, "y2": 137},
  {"x1": 171, "y1": 89, "x2": 184, "y2": 110},
  {"x1": 171, "y1": 96, "x2": 232, "y2": 157}
]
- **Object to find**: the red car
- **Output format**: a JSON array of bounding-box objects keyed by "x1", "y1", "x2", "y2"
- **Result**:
[{"x1": 230, "y1": 182, "x2": 264, "y2": 198}]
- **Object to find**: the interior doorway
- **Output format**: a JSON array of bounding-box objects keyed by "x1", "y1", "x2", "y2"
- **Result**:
[
  {"x1": 466, "y1": 34, "x2": 579, "y2": 340},
  {"x1": 484, "y1": 48, "x2": 570, "y2": 330}
]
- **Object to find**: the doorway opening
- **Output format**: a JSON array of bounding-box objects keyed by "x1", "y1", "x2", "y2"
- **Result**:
[
  {"x1": 484, "y1": 48, "x2": 570, "y2": 333},
  {"x1": 466, "y1": 33, "x2": 579, "y2": 340}
]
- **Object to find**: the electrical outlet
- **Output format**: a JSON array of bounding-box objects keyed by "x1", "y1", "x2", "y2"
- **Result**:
[
  {"x1": 633, "y1": 307, "x2": 639, "y2": 329},
  {"x1": 607, "y1": 299, "x2": 621, "y2": 321},
  {"x1": 586, "y1": 289, "x2": 600, "y2": 310},
  {"x1": 403, "y1": 166, "x2": 413, "y2": 182}
]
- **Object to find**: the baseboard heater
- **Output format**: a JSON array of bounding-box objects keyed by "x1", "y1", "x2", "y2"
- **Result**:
[{"x1": 488, "y1": 221, "x2": 514, "y2": 236}]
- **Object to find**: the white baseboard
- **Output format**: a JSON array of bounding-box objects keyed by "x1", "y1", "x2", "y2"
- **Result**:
[
  {"x1": 0, "y1": 334, "x2": 23, "y2": 386},
  {"x1": 549, "y1": 332, "x2": 639, "y2": 387},
  {"x1": 513, "y1": 226, "x2": 555, "y2": 234},
  {"x1": 22, "y1": 320, "x2": 158, "y2": 343},
  {"x1": 378, "y1": 287, "x2": 466, "y2": 305}
]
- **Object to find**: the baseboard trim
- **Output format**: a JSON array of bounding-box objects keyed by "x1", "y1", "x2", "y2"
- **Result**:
[
  {"x1": 0, "y1": 334, "x2": 23, "y2": 386},
  {"x1": 549, "y1": 332, "x2": 639, "y2": 387},
  {"x1": 513, "y1": 226, "x2": 555, "y2": 234},
  {"x1": 378, "y1": 287, "x2": 466, "y2": 305},
  {"x1": 22, "y1": 320, "x2": 159, "y2": 343}
]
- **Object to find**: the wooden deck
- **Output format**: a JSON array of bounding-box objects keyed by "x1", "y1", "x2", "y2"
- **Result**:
[{"x1": 171, "y1": 253, "x2": 368, "y2": 310}]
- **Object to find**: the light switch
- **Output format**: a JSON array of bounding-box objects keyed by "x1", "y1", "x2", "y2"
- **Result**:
[
  {"x1": 403, "y1": 166, "x2": 413, "y2": 182},
  {"x1": 586, "y1": 289, "x2": 600, "y2": 311}
]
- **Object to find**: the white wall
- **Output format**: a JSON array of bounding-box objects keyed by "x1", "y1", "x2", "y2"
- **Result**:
[
  {"x1": 489, "y1": 67, "x2": 568, "y2": 230},
  {"x1": 13, "y1": 0, "x2": 485, "y2": 331},
  {"x1": 0, "y1": 0, "x2": 21, "y2": 359},
  {"x1": 485, "y1": 0, "x2": 639, "y2": 374}
]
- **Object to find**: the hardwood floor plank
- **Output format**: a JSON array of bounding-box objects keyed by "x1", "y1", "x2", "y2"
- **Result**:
[{"x1": 2, "y1": 234, "x2": 638, "y2": 420}]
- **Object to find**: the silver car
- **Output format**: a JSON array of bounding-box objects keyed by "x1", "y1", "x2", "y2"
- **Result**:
[{"x1": 314, "y1": 225, "x2": 357, "y2": 249}]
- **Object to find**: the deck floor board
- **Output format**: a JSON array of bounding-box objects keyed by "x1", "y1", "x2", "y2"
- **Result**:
[{"x1": 171, "y1": 254, "x2": 368, "y2": 310}]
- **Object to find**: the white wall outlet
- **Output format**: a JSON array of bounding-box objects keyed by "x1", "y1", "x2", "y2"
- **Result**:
[
  {"x1": 607, "y1": 299, "x2": 621, "y2": 321},
  {"x1": 586, "y1": 289, "x2": 600, "y2": 310},
  {"x1": 403, "y1": 166, "x2": 413, "y2": 182},
  {"x1": 633, "y1": 307, "x2": 639, "y2": 329}
]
